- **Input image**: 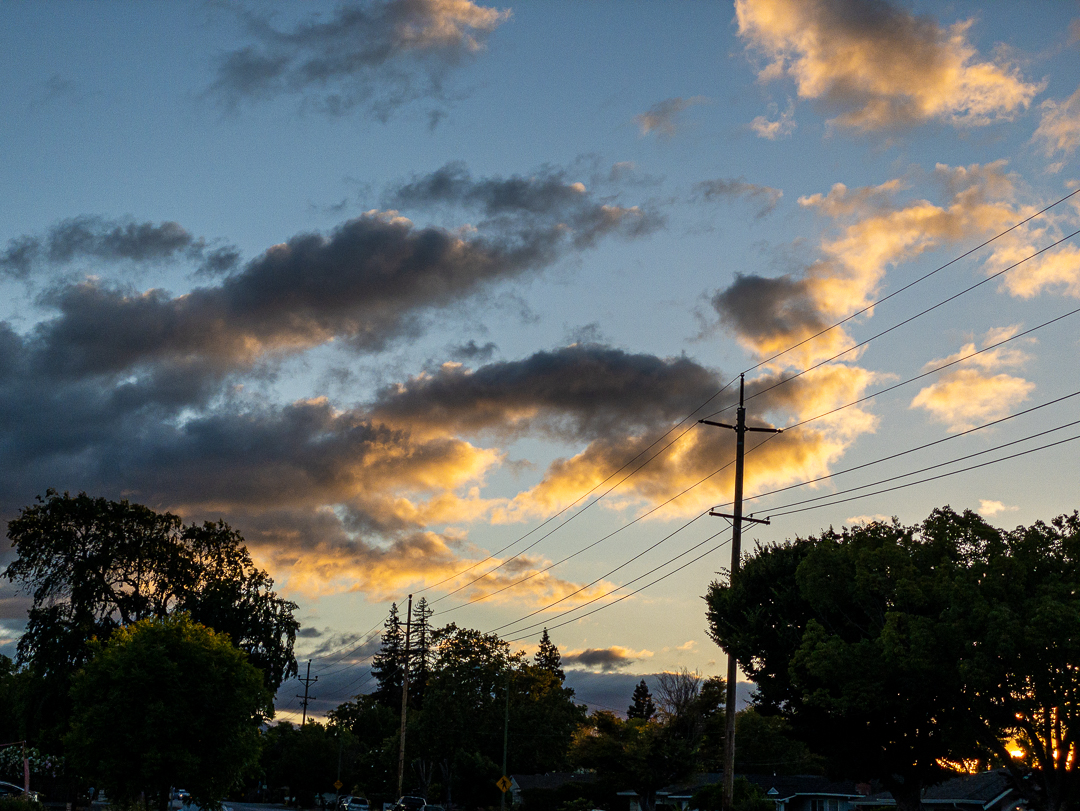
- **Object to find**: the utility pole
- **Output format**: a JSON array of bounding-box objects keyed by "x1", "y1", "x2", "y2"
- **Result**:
[
  {"x1": 500, "y1": 670, "x2": 510, "y2": 811},
  {"x1": 397, "y1": 594, "x2": 413, "y2": 800},
  {"x1": 699, "y1": 373, "x2": 781, "y2": 811},
  {"x1": 297, "y1": 659, "x2": 318, "y2": 726}
]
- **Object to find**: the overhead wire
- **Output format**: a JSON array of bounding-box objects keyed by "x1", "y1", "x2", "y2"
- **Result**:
[
  {"x1": 738, "y1": 187, "x2": 1080, "y2": 378},
  {"x1": 702, "y1": 225, "x2": 1080, "y2": 421},
  {"x1": 425, "y1": 376, "x2": 740, "y2": 605}
]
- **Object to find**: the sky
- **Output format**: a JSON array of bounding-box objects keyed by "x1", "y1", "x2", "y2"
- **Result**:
[{"x1": 2, "y1": 0, "x2": 1080, "y2": 721}]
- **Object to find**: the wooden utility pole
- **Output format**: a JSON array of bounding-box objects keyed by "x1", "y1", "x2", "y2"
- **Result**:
[
  {"x1": 397, "y1": 594, "x2": 413, "y2": 799},
  {"x1": 297, "y1": 660, "x2": 318, "y2": 726},
  {"x1": 699, "y1": 373, "x2": 781, "y2": 811}
]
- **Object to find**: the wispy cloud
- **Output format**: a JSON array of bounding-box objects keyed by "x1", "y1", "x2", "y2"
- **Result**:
[
  {"x1": 749, "y1": 99, "x2": 796, "y2": 139},
  {"x1": 209, "y1": 0, "x2": 510, "y2": 119},
  {"x1": 1033, "y1": 85, "x2": 1080, "y2": 159},
  {"x1": 735, "y1": 0, "x2": 1042, "y2": 132},
  {"x1": 694, "y1": 178, "x2": 783, "y2": 217},
  {"x1": 978, "y1": 499, "x2": 1018, "y2": 517},
  {"x1": 634, "y1": 96, "x2": 708, "y2": 138}
]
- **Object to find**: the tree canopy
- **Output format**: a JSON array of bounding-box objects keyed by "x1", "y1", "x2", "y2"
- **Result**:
[
  {"x1": 705, "y1": 507, "x2": 1080, "y2": 811},
  {"x1": 66, "y1": 614, "x2": 272, "y2": 811},
  {"x1": 4, "y1": 490, "x2": 299, "y2": 688}
]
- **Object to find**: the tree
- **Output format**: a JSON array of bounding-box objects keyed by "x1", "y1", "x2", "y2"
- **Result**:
[
  {"x1": 409, "y1": 598, "x2": 435, "y2": 710},
  {"x1": 534, "y1": 629, "x2": 565, "y2": 682},
  {"x1": 570, "y1": 711, "x2": 694, "y2": 811},
  {"x1": 66, "y1": 614, "x2": 272, "y2": 811},
  {"x1": 627, "y1": 680, "x2": 656, "y2": 721},
  {"x1": 3, "y1": 491, "x2": 299, "y2": 748},
  {"x1": 260, "y1": 720, "x2": 355, "y2": 807},
  {"x1": 705, "y1": 507, "x2": 1080, "y2": 811},
  {"x1": 371, "y1": 603, "x2": 405, "y2": 709}
]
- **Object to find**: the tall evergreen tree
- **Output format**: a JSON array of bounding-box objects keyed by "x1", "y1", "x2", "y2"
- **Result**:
[
  {"x1": 371, "y1": 603, "x2": 404, "y2": 708},
  {"x1": 628, "y1": 679, "x2": 657, "y2": 720},
  {"x1": 409, "y1": 597, "x2": 435, "y2": 709},
  {"x1": 534, "y1": 628, "x2": 564, "y2": 681}
]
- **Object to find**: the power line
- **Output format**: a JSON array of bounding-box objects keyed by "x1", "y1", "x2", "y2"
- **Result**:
[
  {"x1": 703, "y1": 226, "x2": 1080, "y2": 422},
  {"x1": 738, "y1": 187, "x2": 1080, "y2": 378},
  {"x1": 486, "y1": 511, "x2": 710, "y2": 634},
  {"x1": 767, "y1": 431, "x2": 1080, "y2": 519},
  {"x1": 760, "y1": 416, "x2": 1080, "y2": 515},
  {"x1": 711, "y1": 388, "x2": 1080, "y2": 511},
  {"x1": 501, "y1": 527, "x2": 732, "y2": 640},
  {"x1": 426, "y1": 377, "x2": 739, "y2": 605},
  {"x1": 507, "y1": 531, "x2": 733, "y2": 643}
]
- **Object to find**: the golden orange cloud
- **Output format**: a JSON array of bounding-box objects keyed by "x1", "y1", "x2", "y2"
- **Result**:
[
  {"x1": 910, "y1": 327, "x2": 1036, "y2": 432},
  {"x1": 735, "y1": 0, "x2": 1042, "y2": 131}
]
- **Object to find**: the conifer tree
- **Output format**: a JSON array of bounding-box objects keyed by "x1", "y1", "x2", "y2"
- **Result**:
[
  {"x1": 627, "y1": 679, "x2": 657, "y2": 720},
  {"x1": 409, "y1": 597, "x2": 435, "y2": 709},
  {"x1": 534, "y1": 628, "x2": 564, "y2": 681},
  {"x1": 371, "y1": 603, "x2": 404, "y2": 708}
]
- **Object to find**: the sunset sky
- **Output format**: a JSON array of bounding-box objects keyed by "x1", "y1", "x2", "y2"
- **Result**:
[{"x1": 2, "y1": 0, "x2": 1080, "y2": 718}]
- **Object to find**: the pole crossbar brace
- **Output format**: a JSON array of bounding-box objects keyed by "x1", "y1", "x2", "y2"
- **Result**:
[{"x1": 708, "y1": 511, "x2": 771, "y2": 525}]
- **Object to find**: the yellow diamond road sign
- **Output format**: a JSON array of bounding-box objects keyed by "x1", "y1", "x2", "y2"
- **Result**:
[{"x1": 496, "y1": 776, "x2": 512, "y2": 793}]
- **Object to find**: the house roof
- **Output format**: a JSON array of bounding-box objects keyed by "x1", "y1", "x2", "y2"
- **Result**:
[
  {"x1": 920, "y1": 770, "x2": 1014, "y2": 807},
  {"x1": 510, "y1": 773, "x2": 599, "y2": 792},
  {"x1": 656, "y1": 773, "x2": 863, "y2": 802}
]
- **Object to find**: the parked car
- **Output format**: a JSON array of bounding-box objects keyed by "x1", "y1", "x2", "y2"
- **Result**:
[
  {"x1": 393, "y1": 796, "x2": 426, "y2": 811},
  {"x1": 0, "y1": 781, "x2": 40, "y2": 802},
  {"x1": 346, "y1": 798, "x2": 370, "y2": 811}
]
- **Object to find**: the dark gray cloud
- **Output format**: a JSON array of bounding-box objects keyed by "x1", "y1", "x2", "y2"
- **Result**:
[
  {"x1": 711, "y1": 272, "x2": 827, "y2": 347},
  {"x1": 25, "y1": 171, "x2": 656, "y2": 387},
  {"x1": 694, "y1": 178, "x2": 783, "y2": 218},
  {"x1": 297, "y1": 627, "x2": 324, "y2": 638},
  {"x1": 210, "y1": 0, "x2": 510, "y2": 119},
  {"x1": 387, "y1": 162, "x2": 665, "y2": 247},
  {"x1": 563, "y1": 647, "x2": 640, "y2": 671},
  {"x1": 0, "y1": 216, "x2": 240, "y2": 279},
  {"x1": 448, "y1": 339, "x2": 498, "y2": 362},
  {"x1": 370, "y1": 343, "x2": 722, "y2": 441}
]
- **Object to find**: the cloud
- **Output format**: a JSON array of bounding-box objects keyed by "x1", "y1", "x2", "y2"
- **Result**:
[
  {"x1": 910, "y1": 326, "x2": 1036, "y2": 432},
  {"x1": 210, "y1": 0, "x2": 510, "y2": 118},
  {"x1": 564, "y1": 646, "x2": 653, "y2": 672},
  {"x1": 1034, "y1": 85, "x2": 1080, "y2": 158},
  {"x1": 634, "y1": 96, "x2": 708, "y2": 138},
  {"x1": 978, "y1": 499, "x2": 1017, "y2": 517},
  {"x1": 25, "y1": 176, "x2": 657, "y2": 388},
  {"x1": 694, "y1": 178, "x2": 783, "y2": 217},
  {"x1": 0, "y1": 216, "x2": 240, "y2": 280},
  {"x1": 749, "y1": 99, "x2": 796, "y2": 139},
  {"x1": 845, "y1": 513, "x2": 893, "y2": 526},
  {"x1": 712, "y1": 162, "x2": 1024, "y2": 367},
  {"x1": 386, "y1": 162, "x2": 664, "y2": 247},
  {"x1": 735, "y1": 0, "x2": 1042, "y2": 131}
]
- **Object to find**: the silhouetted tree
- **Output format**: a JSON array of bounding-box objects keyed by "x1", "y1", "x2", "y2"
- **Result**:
[
  {"x1": 534, "y1": 628, "x2": 564, "y2": 681},
  {"x1": 627, "y1": 679, "x2": 656, "y2": 721},
  {"x1": 371, "y1": 603, "x2": 405, "y2": 709}
]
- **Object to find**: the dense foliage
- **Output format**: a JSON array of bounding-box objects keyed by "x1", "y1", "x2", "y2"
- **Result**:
[
  {"x1": 3, "y1": 491, "x2": 298, "y2": 752},
  {"x1": 66, "y1": 614, "x2": 272, "y2": 811},
  {"x1": 706, "y1": 507, "x2": 1080, "y2": 811}
]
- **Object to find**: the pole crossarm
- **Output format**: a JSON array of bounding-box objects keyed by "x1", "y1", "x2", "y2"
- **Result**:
[{"x1": 708, "y1": 511, "x2": 770, "y2": 525}]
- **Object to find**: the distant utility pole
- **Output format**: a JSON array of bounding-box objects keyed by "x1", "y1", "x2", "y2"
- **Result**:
[
  {"x1": 699, "y1": 373, "x2": 781, "y2": 811},
  {"x1": 297, "y1": 659, "x2": 318, "y2": 726},
  {"x1": 397, "y1": 594, "x2": 413, "y2": 799}
]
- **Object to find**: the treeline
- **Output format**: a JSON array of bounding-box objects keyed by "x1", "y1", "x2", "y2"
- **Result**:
[{"x1": 268, "y1": 614, "x2": 817, "y2": 811}]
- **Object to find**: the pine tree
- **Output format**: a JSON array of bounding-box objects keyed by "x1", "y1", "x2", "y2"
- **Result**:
[
  {"x1": 371, "y1": 603, "x2": 405, "y2": 708},
  {"x1": 627, "y1": 678, "x2": 657, "y2": 720},
  {"x1": 409, "y1": 597, "x2": 435, "y2": 709},
  {"x1": 534, "y1": 628, "x2": 564, "y2": 682}
]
